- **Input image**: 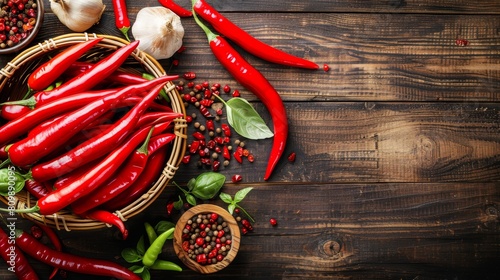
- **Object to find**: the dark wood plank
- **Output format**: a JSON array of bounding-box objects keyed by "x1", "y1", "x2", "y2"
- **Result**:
[
  {"x1": 3, "y1": 12, "x2": 500, "y2": 102},
  {"x1": 2, "y1": 182, "x2": 496, "y2": 279},
  {"x1": 176, "y1": 101, "x2": 500, "y2": 183}
]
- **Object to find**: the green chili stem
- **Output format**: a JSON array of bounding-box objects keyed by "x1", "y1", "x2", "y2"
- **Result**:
[{"x1": 191, "y1": 0, "x2": 217, "y2": 43}]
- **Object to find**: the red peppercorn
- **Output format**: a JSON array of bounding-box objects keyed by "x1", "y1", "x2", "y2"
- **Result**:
[
  {"x1": 30, "y1": 225, "x2": 43, "y2": 239},
  {"x1": 196, "y1": 254, "x2": 208, "y2": 264},
  {"x1": 288, "y1": 152, "x2": 296, "y2": 162},
  {"x1": 223, "y1": 85, "x2": 231, "y2": 93},
  {"x1": 232, "y1": 90, "x2": 240, "y2": 97},
  {"x1": 270, "y1": 218, "x2": 278, "y2": 226},
  {"x1": 183, "y1": 71, "x2": 196, "y2": 80},
  {"x1": 196, "y1": 237, "x2": 205, "y2": 246},
  {"x1": 182, "y1": 241, "x2": 190, "y2": 252},
  {"x1": 166, "y1": 202, "x2": 175, "y2": 215},
  {"x1": 247, "y1": 154, "x2": 255, "y2": 163},
  {"x1": 216, "y1": 254, "x2": 224, "y2": 262},
  {"x1": 212, "y1": 160, "x2": 221, "y2": 171},
  {"x1": 323, "y1": 64, "x2": 330, "y2": 72},
  {"x1": 231, "y1": 174, "x2": 242, "y2": 183}
]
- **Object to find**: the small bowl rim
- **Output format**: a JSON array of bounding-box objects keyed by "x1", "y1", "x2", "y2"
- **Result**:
[
  {"x1": 173, "y1": 204, "x2": 241, "y2": 274},
  {"x1": 0, "y1": 0, "x2": 44, "y2": 55}
]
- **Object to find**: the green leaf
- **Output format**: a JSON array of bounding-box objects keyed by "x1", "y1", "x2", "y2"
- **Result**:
[
  {"x1": 136, "y1": 235, "x2": 146, "y2": 256},
  {"x1": 219, "y1": 192, "x2": 233, "y2": 204},
  {"x1": 121, "y1": 248, "x2": 142, "y2": 263},
  {"x1": 173, "y1": 196, "x2": 183, "y2": 210},
  {"x1": 234, "y1": 187, "x2": 254, "y2": 203},
  {"x1": 155, "y1": 221, "x2": 175, "y2": 235},
  {"x1": 191, "y1": 172, "x2": 226, "y2": 200},
  {"x1": 129, "y1": 265, "x2": 145, "y2": 273},
  {"x1": 186, "y1": 194, "x2": 197, "y2": 206},
  {"x1": 187, "y1": 178, "x2": 196, "y2": 191},
  {"x1": 227, "y1": 204, "x2": 236, "y2": 215},
  {"x1": 0, "y1": 167, "x2": 25, "y2": 196},
  {"x1": 141, "y1": 267, "x2": 151, "y2": 280},
  {"x1": 225, "y1": 97, "x2": 274, "y2": 140}
]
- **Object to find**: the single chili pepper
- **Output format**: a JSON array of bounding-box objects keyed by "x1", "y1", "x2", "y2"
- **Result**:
[
  {"x1": 158, "y1": 0, "x2": 192, "y2": 17},
  {"x1": 8, "y1": 76, "x2": 175, "y2": 168},
  {"x1": 31, "y1": 81, "x2": 166, "y2": 182},
  {"x1": 24, "y1": 179, "x2": 50, "y2": 199},
  {"x1": 112, "y1": 0, "x2": 131, "y2": 41},
  {"x1": 150, "y1": 259, "x2": 182, "y2": 271},
  {"x1": 0, "y1": 87, "x2": 117, "y2": 148},
  {"x1": 142, "y1": 227, "x2": 175, "y2": 267},
  {"x1": 38, "y1": 224, "x2": 63, "y2": 279},
  {"x1": 193, "y1": 11, "x2": 288, "y2": 180},
  {"x1": 123, "y1": 96, "x2": 175, "y2": 112},
  {"x1": 28, "y1": 38, "x2": 103, "y2": 91},
  {"x1": 84, "y1": 210, "x2": 128, "y2": 239},
  {"x1": 8, "y1": 124, "x2": 162, "y2": 215},
  {"x1": 193, "y1": 0, "x2": 318, "y2": 70},
  {"x1": 0, "y1": 227, "x2": 39, "y2": 280},
  {"x1": 0, "y1": 104, "x2": 31, "y2": 121},
  {"x1": 14, "y1": 229, "x2": 141, "y2": 280},
  {"x1": 71, "y1": 132, "x2": 175, "y2": 214},
  {"x1": 102, "y1": 147, "x2": 168, "y2": 211},
  {"x1": 2, "y1": 40, "x2": 139, "y2": 118},
  {"x1": 144, "y1": 222, "x2": 158, "y2": 245},
  {"x1": 66, "y1": 61, "x2": 149, "y2": 86}
]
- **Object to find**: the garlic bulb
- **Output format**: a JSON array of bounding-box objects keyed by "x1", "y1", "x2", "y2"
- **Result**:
[
  {"x1": 50, "y1": 0, "x2": 106, "y2": 32},
  {"x1": 132, "y1": 7, "x2": 185, "y2": 60}
]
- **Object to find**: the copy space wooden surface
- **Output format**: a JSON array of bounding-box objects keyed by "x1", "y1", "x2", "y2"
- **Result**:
[{"x1": 0, "y1": 0, "x2": 499, "y2": 279}]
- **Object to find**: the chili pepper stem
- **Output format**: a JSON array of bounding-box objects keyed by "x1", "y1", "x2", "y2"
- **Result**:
[
  {"x1": 0, "y1": 204, "x2": 39, "y2": 214},
  {"x1": 191, "y1": 2, "x2": 217, "y2": 42},
  {"x1": 120, "y1": 27, "x2": 131, "y2": 42},
  {"x1": 0, "y1": 96, "x2": 36, "y2": 108},
  {"x1": 236, "y1": 205, "x2": 255, "y2": 223}
]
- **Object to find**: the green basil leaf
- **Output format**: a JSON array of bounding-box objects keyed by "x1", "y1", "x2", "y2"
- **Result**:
[
  {"x1": 136, "y1": 235, "x2": 146, "y2": 256},
  {"x1": 141, "y1": 267, "x2": 151, "y2": 280},
  {"x1": 191, "y1": 172, "x2": 226, "y2": 200},
  {"x1": 219, "y1": 192, "x2": 233, "y2": 204},
  {"x1": 187, "y1": 178, "x2": 196, "y2": 191},
  {"x1": 173, "y1": 195, "x2": 183, "y2": 210},
  {"x1": 227, "y1": 203, "x2": 236, "y2": 215},
  {"x1": 121, "y1": 248, "x2": 142, "y2": 263},
  {"x1": 225, "y1": 97, "x2": 274, "y2": 140},
  {"x1": 186, "y1": 194, "x2": 197, "y2": 206},
  {"x1": 129, "y1": 265, "x2": 145, "y2": 273},
  {"x1": 155, "y1": 221, "x2": 175, "y2": 235},
  {"x1": 234, "y1": 187, "x2": 253, "y2": 203},
  {"x1": 0, "y1": 168, "x2": 25, "y2": 196}
]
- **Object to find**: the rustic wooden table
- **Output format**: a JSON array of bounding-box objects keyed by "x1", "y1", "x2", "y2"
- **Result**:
[{"x1": 1, "y1": 0, "x2": 499, "y2": 279}]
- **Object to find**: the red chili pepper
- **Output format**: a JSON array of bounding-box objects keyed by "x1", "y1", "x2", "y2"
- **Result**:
[
  {"x1": 0, "y1": 87, "x2": 117, "y2": 148},
  {"x1": 112, "y1": 0, "x2": 131, "y2": 41},
  {"x1": 193, "y1": 0, "x2": 318, "y2": 70},
  {"x1": 71, "y1": 133, "x2": 175, "y2": 214},
  {"x1": 2, "y1": 40, "x2": 139, "y2": 119},
  {"x1": 8, "y1": 76, "x2": 175, "y2": 168},
  {"x1": 28, "y1": 38, "x2": 103, "y2": 91},
  {"x1": 31, "y1": 81, "x2": 168, "y2": 182},
  {"x1": 223, "y1": 145, "x2": 231, "y2": 160},
  {"x1": 0, "y1": 104, "x2": 31, "y2": 121},
  {"x1": 158, "y1": 0, "x2": 192, "y2": 17},
  {"x1": 193, "y1": 12, "x2": 288, "y2": 180},
  {"x1": 67, "y1": 62, "x2": 149, "y2": 86},
  {"x1": 14, "y1": 229, "x2": 140, "y2": 279},
  {"x1": 24, "y1": 179, "x2": 50, "y2": 199},
  {"x1": 84, "y1": 210, "x2": 129, "y2": 239},
  {"x1": 221, "y1": 123, "x2": 231, "y2": 137},
  {"x1": 102, "y1": 146, "x2": 168, "y2": 211},
  {"x1": 38, "y1": 224, "x2": 62, "y2": 280},
  {"x1": 0, "y1": 227, "x2": 39, "y2": 280},
  {"x1": 199, "y1": 104, "x2": 213, "y2": 118}
]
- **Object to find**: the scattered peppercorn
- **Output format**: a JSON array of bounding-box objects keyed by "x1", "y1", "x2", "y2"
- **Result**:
[
  {"x1": 323, "y1": 63, "x2": 330, "y2": 72},
  {"x1": 269, "y1": 218, "x2": 278, "y2": 226},
  {"x1": 287, "y1": 152, "x2": 296, "y2": 162}
]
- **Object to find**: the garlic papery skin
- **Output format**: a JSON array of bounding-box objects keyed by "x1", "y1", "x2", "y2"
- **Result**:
[
  {"x1": 50, "y1": 0, "x2": 106, "y2": 32},
  {"x1": 132, "y1": 7, "x2": 185, "y2": 60}
]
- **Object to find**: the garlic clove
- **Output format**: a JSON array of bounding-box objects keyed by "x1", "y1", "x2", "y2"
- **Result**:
[
  {"x1": 132, "y1": 7, "x2": 185, "y2": 60},
  {"x1": 50, "y1": 0, "x2": 106, "y2": 32}
]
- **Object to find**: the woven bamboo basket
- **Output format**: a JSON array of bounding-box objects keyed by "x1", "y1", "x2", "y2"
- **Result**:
[{"x1": 0, "y1": 33, "x2": 187, "y2": 231}]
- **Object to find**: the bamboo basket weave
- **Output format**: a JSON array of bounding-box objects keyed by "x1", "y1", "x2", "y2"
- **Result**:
[{"x1": 0, "y1": 33, "x2": 187, "y2": 231}]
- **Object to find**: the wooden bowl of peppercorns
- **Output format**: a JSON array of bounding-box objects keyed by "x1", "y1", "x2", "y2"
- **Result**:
[
  {"x1": 0, "y1": 0, "x2": 44, "y2": 54},
  {"x1": 173, "y1": 204, "x2": 241, "y2": 274}
]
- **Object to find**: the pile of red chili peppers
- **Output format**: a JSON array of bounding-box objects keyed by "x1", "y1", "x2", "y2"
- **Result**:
[{"x1": 0, "y1": 38, "x2": 183, "y2": 241}]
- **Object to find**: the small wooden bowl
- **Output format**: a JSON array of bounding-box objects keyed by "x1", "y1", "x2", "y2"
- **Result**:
[
  {"x1": 173, "y1": 204, "x2": 241, "y2": 274},
  {"x1": 0, "y1": 0, "x2": 44, "y2": 54}
]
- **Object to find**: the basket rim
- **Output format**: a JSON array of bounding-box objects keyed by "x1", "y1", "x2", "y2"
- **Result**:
[{"x1": 0, "y1": 33, "x2": 188, "y2": 231}]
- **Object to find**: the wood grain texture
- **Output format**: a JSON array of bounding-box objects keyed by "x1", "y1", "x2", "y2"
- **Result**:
[{"x1": 0, "y1": 0, "x2": 498, "y2": 279}]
